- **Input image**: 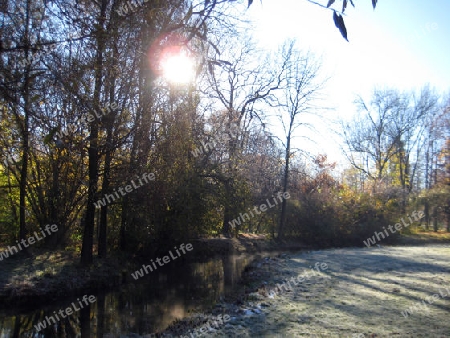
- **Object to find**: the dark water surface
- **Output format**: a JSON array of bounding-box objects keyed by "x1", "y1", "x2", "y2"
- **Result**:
[{"x1": 0, "y1": 254, "x2": 263, "y2": 337}]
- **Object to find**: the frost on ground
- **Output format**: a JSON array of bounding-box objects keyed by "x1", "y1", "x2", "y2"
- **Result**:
[{"x1": 200, "y1": 245, "x2": 450, "y2": 338}]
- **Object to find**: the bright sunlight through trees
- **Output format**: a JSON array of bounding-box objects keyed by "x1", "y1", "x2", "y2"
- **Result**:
[{"x1": 161, "y1": 54, "x2": 196, "y2": 84}]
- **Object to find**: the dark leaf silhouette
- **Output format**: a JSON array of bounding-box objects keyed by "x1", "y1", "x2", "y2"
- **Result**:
[
  {"x1": 207, "y1": 61, "x2": 214, "y2": 74},
  {"x1": 349, "y1": 0, "x2": 355, "y2": 7},
  {"x1": 44, "y1": 127, "x2": 59, "y2": 145},
  {"x1": 209, "y1": 60, "x2": 232, "y2": 67},
  {"x1": 55, "y1": 139, "x2": 65, "y2": 149},
  {"x1": 248, "y1": 0, "x2": 253, "y2": 8},
  {"x1": 333, "y1": 11, "x2": 348, "y2": 41},
  {"x1": 44, "y1": 134, "x2": 52, "y2": 144},
  {"x1": 327, "y1": 0, "x2": 335, "y2": 8},
  {"x1": 372, "y1": 0, "x2": 378, "y2": 9},
  {"x1": 185, "y1": 5, "x2": 193, "y2": 22},
  {"x1": 342, "y1": 0, "x2": 348, "y2": 12}
]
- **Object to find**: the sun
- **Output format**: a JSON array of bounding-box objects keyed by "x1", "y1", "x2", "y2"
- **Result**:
[{"x1": 161, "y1": 54, "x2": 196, "y2": 85}]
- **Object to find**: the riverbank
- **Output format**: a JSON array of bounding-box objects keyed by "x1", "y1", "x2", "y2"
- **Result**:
[
  {"x1": 163, "y1": 243, "x2": 450, "y2": 337},
  {"x1": 1, "y1": 231, "x2": 448, "y2": 314},
  {"x1": 0, "y1": 234, "x2": 308, "y2": 309},
  {"x1": 0, "y1": 250, "x2": 126, "y2": 310}
]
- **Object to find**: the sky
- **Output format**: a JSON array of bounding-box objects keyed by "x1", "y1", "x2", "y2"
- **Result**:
[{"x1": 247, "y1": 0, "x2": 450, "y2": 168}]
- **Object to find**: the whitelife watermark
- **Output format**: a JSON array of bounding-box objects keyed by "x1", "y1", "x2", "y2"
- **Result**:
[
  {"x1": 116, "y1": 0, "x2": 153, "y2": 16},
  {"x1": 363, "y1": 210, "x2": 425, "y2": 248},
  {"x1": 94, "y1": 172, "x2": 155, "y2": 209},
  {"x1": 145, "y1": 313, "x2": 231, "y2": 338},
  {"x1": 402, "y1": 22, "x2": 438, "y2": 45},
  {"x1": 55, "y1": 102, "x2": 120, "y2": 140},
  {"x1": 401, "y1": 286, "x2": 450, "y2": 318},
  {"x1": 191, "y1": 124, "x2": 240, "y2": 158},
  {"x1": 34, "y1": 294, "x2": 96, "y2": 332},
  {"x1": 228, "y1": 192, "x2": 291, "y2": 230},
  {"x1": 18, "y1": 30, "x2": 83, "y2": 70},
  {"x1": 178, "y1": 314, "x2": 231, "y2": 338},
  {"x1": 18, "y1": 43, "x2": 57, "y2": 69},
  {"x1": 141, "y1": 262, "x2": 327, "y2": 337},
  {"x1": 0, "y1": 224, "x2": 59, "y2": 261},
  {"x1": 131, "y1": 243, "x2": 193, "y2": 280}
]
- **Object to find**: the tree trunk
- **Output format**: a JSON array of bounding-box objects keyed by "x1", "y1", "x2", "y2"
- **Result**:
[
  {"x1": 18, "y1": 0, "x2": 32, "y2": 252},
  {"x1": 424, "y1": 201, "x2": 430, "y2": 230},
  {"x1": 81, "y1": 0, "x2": 107, "y2": 265},
  {"x1": 446, "y1": 202, "x2": 450, "y2": 232},
  {"x1": 97, "y1": 106, "x2": 115, "y2": 257},
  {"x1": 398, "y1": 144, "x2": 406, "y2": 215},
  {"x1": 80, "y1": 124, "x2": 99, "y2": 264},
  {"x1": 19, "y1": 97, "x2": 29, "y2": 246},
  {"x1": 278, "y1": 131, "x2": 291, "y2": 240},
  {"x1": 119, "y1": 196, "x2": 128, "y2": 251},
  {"x1": 433, "y1": 206, "x2": 438, "y2": 232},
  {"x1": 98, "y1": 144, "x2": 111, "y2": 258},
  {"x1": 222, "y1": 180, "x2": 234, "y2": 238},
  {"x1": 48, "y1": 159, "x2": 61, "y2": 248}
]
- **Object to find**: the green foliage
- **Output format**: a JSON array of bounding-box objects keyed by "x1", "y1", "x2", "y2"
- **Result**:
[
  {"x1": 282, "y1": 159, "x2": 402, "y2": 247},
  {"x1": 0, "y1": 164, "x2": 19, "y2": 245},
  {"x1": 416, "y1": 185, "x2": 450, "y2": 231},
  {"x1": 285, "y1": 185, "x2": 401, "y2": 247}
]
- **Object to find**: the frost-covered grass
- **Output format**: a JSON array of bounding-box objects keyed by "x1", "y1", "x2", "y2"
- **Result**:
[
  {"x1": 207, "y1": 245, "x2": 450, "y2": 337},
  {"x1": 0, "y1": 249, "x2": 124, "y2": 304}
]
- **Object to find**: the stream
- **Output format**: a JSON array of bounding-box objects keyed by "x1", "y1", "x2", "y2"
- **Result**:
[{"x1": 0, "y1": 253, "x2": 264, "y2": 337}]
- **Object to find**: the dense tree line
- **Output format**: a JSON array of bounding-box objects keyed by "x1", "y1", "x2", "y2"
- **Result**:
[{"x1": 0, "y1": 0, "x2": 448, "y2": 264}]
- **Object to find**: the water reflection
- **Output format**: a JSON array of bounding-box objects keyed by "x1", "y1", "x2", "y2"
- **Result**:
[{"x1": 0, "y1": 254, "x2": 259, "y2": 337}]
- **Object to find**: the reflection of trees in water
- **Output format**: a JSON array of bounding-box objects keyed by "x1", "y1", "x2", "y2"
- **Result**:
[
  {"x1": 96, "y1": 293, "x2": 105, "y2": 338},
  {"x1": 80, "y1": 305, "x2": 91, "y2": 337},
  {"x1": 91, "y1": 259, "x2": 229, "y2": 335},
  {"x1": 187, "y1": 258, "x2": 225, "y2": 301},
  {"x1": 4, "y1": 255, "x2": 257, "y2": 336},
  {"x1": 104, "y1": 260, "x2": 226, "y2": 335},
  {"x1": 12, "y1": 314, "x2": 21, "y2": 338},
  {"x1": 222, "y1": 255, "x2": 256, "y2": 293},
  {"x1": 185, "y1": 255, "x2": 256, "y2": 300},
  {"x1": 22, "y1": 307, "x2": 82, "y2": 337},
  {"x1": 222, "y1": 255, "x2": 237, "y2": 288}
]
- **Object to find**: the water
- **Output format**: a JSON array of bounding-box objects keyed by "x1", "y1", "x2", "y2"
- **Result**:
[{"x1": 0, "y1": 254, "x2": 260, "y2": 337}]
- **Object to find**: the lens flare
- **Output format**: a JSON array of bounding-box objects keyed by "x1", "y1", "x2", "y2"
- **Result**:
[{"x1": 161, "y1": 54, "x2": 196, "y2": 84}]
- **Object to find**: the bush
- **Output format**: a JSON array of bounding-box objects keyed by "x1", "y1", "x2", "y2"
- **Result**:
[{"x1": 284, "y1": 182, "x2": 402, "y2": 247}]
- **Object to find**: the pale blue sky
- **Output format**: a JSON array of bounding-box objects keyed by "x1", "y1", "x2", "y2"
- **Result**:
[{"x1": 248, "y1": 0, "x2": 450, "y2": 167}]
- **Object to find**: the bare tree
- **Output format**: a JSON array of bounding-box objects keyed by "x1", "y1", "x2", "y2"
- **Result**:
[
  {"x1": 275, "y1": 41, "x2": 326, "y2": 240},
  {"x1": 199, "y1": 30, "x2": 290, "y2": 237},
  {"x1": 389, "y1": 86, "x2": 439, "y2": 211},
  {"x1": 0, "y1": 0, "x2": 49, "y2": 251},
  {"x1": 342, "y1": 87, "x2": 440, "y2": 211},
  {"x1": 343, "y1": 89, "x2": 405, "y2": 185}
]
